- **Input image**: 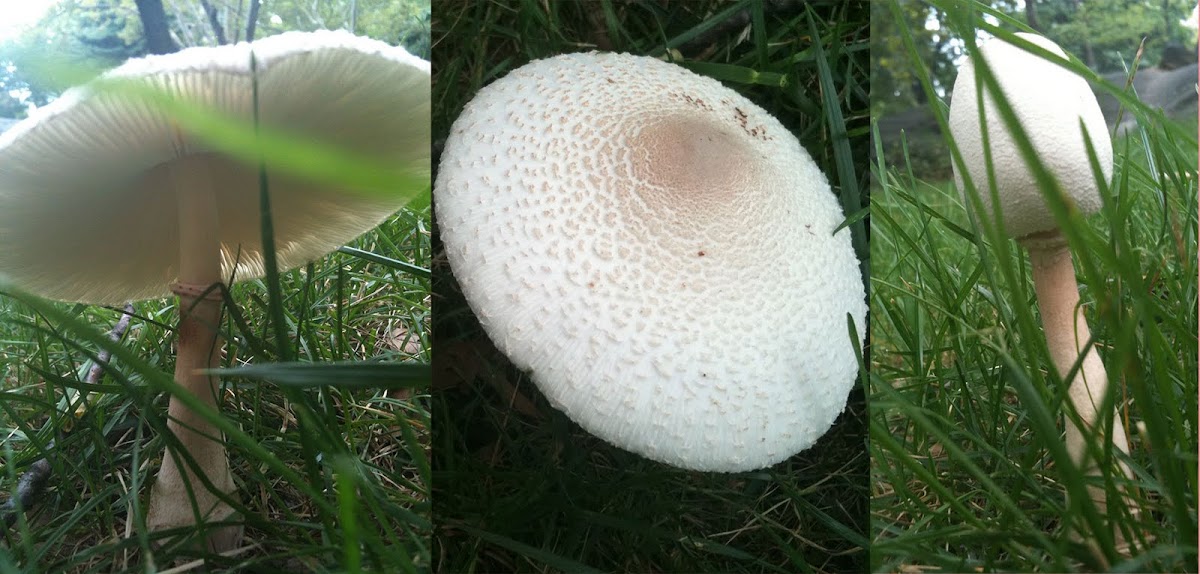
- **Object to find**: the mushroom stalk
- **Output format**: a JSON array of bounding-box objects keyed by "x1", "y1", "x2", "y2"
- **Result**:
[
  {"x1": 1026, "y1": 232, "x2": 1134, "y2": 515},
  {"x1": 145, "y1": 158, "x2": 241, "y2": 550}
]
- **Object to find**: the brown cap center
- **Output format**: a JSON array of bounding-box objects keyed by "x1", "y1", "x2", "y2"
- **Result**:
[{"x1": 629, "y1": 115, "x2": 753, "y2": 203}]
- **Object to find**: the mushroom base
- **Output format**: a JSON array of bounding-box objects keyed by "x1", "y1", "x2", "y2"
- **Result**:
[{"x1": 145, "y1": 285, "x2": 241, "y2": 552}]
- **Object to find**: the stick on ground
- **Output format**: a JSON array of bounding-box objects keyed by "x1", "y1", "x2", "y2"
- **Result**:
[{"x1": 1, "y1": 303, "x2": 135, "y2": 527}]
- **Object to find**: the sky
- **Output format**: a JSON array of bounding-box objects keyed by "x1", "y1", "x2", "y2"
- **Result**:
[{"x1": 0, "y1": 0, "x2": 60, "y2": 42}]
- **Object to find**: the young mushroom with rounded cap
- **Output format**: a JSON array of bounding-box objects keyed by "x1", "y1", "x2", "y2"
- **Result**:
[
  {"x1": 436, "y1": 52, "x2": 867, "y2": 472},
  {"x1": 0, "y1": 31, "x2": 430, "y2": 551},
  {"x1": 948, "y1": 32, "x2": 1134, "y2": 529}
]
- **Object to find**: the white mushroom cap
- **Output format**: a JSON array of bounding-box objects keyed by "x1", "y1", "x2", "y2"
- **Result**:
[
  {"x1": 949, "y1": 32, "x2": 1112, "y2": 240},
  {"x1": 0, "y1": 30, "x2": 430, "y2": 304},
  {"x1": 436, "y1": 52, "x2": 866, "y2": 472}
]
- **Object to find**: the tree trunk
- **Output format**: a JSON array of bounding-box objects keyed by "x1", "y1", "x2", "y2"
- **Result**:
[
  {"x1": 1068, "y1": 0, "x2": 1097, "y2": 69},
  {"x1": 134, "y1": 0, "x2": 179, "y2": 54},
  {"x1": 1026, "y1": 0, "x2": 1042, "y2": 33},
  {"x1": 246, "y1": 0, "x2": 262, "y2": 42},
  {"x1": 200, "y1": 0, "x2": 228, "y2": 45}
]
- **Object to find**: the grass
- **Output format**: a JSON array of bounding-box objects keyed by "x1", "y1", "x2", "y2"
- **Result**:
[
  {"x1": 870, "y1": 1, "x2": 1199, "y2": 571},
  {"x1": 0, "y1": 42, "x2": 432, "y2": 574},
  {"x1": 431, "y1": 1, "x2": 869, "y2": 572}
]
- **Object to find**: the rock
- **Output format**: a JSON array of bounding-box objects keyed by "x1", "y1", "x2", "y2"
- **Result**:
[{"x1": 1096, "y1": 63, "x2": 1199, "y2": 133}]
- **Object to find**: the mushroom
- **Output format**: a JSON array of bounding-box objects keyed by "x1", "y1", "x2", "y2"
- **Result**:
[
  {"x1": 435, "y1": 52, "x2": 866, "y2": 472},
  {"x1": 0, "y1": 30, "x2": 430, "y2": 550},
  {"x1": 948, "y1": 33, "x2": 1133, "y2": 518}
]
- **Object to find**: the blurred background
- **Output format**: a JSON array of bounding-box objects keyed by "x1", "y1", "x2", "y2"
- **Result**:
[{"x1": 872, "y1": 0, "x2": 1198, "y2": 181}]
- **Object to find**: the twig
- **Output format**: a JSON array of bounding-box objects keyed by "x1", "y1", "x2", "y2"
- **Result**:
[
  {"x1": 87, "y1": 304, "x2": 136, "y2": 384},
  {"x1": 1, "y1": 303, "x2": 135, "y2": 528},
  {"x1": 1, "y1": 455, "x2": 50, "y2": 528}
]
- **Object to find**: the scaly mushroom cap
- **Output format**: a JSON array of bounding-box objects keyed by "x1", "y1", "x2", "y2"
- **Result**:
[
  {"x1": 0, "y1": 30, "x2": 430, "y2": 304},
  {"x1": 436, "y1": 52, "x2": 866, "y2": 472},
  {"x1": 949, "y1": 32, "x2": 1112, "y2": 240}
]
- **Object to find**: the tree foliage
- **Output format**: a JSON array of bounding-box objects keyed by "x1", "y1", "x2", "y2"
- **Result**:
[
  {"x1": 871, "y1": 0, "x2": 1197, "y2": 117},
  {"x1": 0, "y1": 0, "x2": 145, "y2": 116},
  {"x1": 0, "y1": 0, "x2": 430, "y2": 117},
  {"x1": 1040, "y1": 0, "x2": 1196, "y2": 72}
]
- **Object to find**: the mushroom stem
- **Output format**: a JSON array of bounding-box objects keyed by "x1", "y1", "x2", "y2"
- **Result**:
[
  {"x1": 1025, "y1": 232, "x2": 1134, "y2": 518},
  {"x1": 145, "y1": 158, "x2": 241, "y2": 551}
]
